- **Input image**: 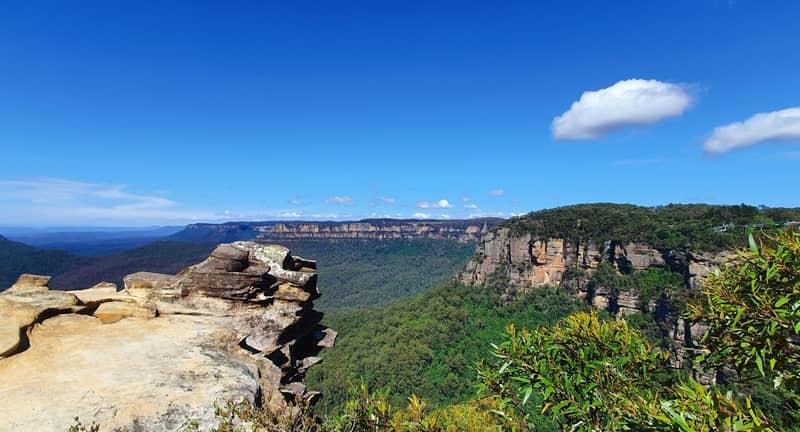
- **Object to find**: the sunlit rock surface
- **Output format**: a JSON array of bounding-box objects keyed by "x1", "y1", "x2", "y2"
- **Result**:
[{"x1": 0, "y1": 241, "x2": 335, "y2": 432}]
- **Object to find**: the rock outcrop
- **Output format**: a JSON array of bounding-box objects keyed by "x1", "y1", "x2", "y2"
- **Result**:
[
  {"x1": 460, "y1": 228, "x2": 733, "y2": 307},
  {"x1": 0, "y1": 241, "x2": 334, "y2": 432},
  {"x1": 460, "y1": 227, "x2": 734, "y2": 375}
]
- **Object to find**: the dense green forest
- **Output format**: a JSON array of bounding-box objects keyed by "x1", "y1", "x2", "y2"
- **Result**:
[
  {"x1": 283, "y1": 239, "x2": 475, "y2": 309},
  {"x1": 506, "y1": 203, "x2": 800, "y2": 251},
  {"x1": 308, "y1": 271, "x2": 585, "y2": 414},
  {"x1": 307, "y1": 266, "x2": 691, "y2": 417},
  {"x1": 306, "y1": 221, "x2": 800, "y2": 430}
]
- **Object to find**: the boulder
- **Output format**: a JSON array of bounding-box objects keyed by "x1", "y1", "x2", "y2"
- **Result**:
[
  {"x1": 93, "y1": 301, "x2": 156, "y2": 324},
  {"x1": 70, "y1": 282, "x2": 120, "y2": 305},
  {"x1": 5, "y1": 274, "x2": 51, "y2": 295}
]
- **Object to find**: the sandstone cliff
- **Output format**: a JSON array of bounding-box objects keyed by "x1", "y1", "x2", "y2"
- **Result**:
[
  {"x1": 460, "y1": 227, "x2": 734, "y2": 373},
  {"x1": 172, "y1": 218, "x2": 503, "y2": 244},
  {"x1": 0, "y1": 241, "x2": 334, "y2": 432}
]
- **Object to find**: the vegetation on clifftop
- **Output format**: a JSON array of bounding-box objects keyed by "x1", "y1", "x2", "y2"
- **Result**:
[{"x1": 505, "y1": 203, "x2": 800, "y2": 251}]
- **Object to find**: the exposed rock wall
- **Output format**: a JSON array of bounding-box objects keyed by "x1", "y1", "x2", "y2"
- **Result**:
[
  {"x1": 175, "y1": 219, "x2": 503, "y2": 243},
  {"x1": 460, "y1": 227, "x2": 734, "y2": 375},
  {"x1": 0, "y1": 241, "x2": 334, "y2": 432},
  {"x1": 461, "y1": 228, "x2": 732, "y2": 296},
  {"x1": 260, "y1": 221, "x2": 488, "y2": 242}
]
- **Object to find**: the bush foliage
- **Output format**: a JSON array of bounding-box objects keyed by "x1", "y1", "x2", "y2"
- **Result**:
[
  {"x1": 691, "y1": 228, "x2": 800, "y2": 387},
  {"x1": 478, "y1": 311, "x2": 774, "y2": 431}
]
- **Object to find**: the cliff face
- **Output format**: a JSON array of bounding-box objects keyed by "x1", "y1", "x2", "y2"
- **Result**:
[
  {"x1": 262, "y1": 221, "x2": 485, "y2": 241},
  {"x1": 460, "y1": 227, "x2": 734, "y2": 374},
  {"x1": 173, "y1": 218, "x2": 503, "y2": 243},
  {"x1": 461, "y1": 228, "x2": 733, "y2": 298},
  {"x1": 0, "y1": 242, "x2": 334, "y2": 432}
]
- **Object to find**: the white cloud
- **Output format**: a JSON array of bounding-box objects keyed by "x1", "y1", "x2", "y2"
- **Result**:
[
  {"x1": 552, "y1": 79, "x2": 692, "y2": 140},
  {"x1": 488, "y1": 189, "x2": 505, "y2": 197},
  {"x1": 412, "y1": 212, "x2": 430, "y2": 219},
  {"x1": 379, "y1": 197, "x2": 396, "y2": 204},
  {"x1": 703, "y1": 107, "x2": 800, "y2": 154},
  {"x1": 416, "y1": 199, "x2": 454, "y2": 209},
  {"x1": 439, "y1": 213, "x2": 451, "y2": 219},
  {"x1": 325, "y1": 195, "x2": 354, "y2": 206},
  {"x1": 464, "y1": 203, "x2": 478, "y2": 209},
  {"x1": 0, "y1": 178, "x2": 221, "y2": 225},
  {"x1": 287, "y1": 198, "x2": 304, "y2": 206},
  {"x1": 280, "y1": 211, "x2": 303, "y2": 218},
  {"x1": 0, "y1": 178, "x2": 174, "y2": 208},
  {"x1": 462, "y1": 196, "x2": 470, "y2": 202}
]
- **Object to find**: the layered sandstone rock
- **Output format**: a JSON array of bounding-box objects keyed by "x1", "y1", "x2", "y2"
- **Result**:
[
  {"x1": 259, "y1": 221, "x2": 494, "y2": 242},
  {"x1": 461, "y1": 227, "x2": 731, "y2": 301},
  {"x1": 460, "y1": 227, "x2": 734, "y2": 381},
  {"x1": 0, "y1": 241, "x2": 334, "y2": 432},
  {"x1": 177, "y1": 219, "x2": 503, "y2": 243}
]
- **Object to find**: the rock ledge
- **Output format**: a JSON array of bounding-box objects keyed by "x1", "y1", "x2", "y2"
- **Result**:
[{"x1": 0, "y1": 241, "x2": 335, "y2": 432}]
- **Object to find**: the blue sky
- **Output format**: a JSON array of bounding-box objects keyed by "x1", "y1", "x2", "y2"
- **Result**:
[{"x1": 1, "y1": 0, "x2": 799, "y2": 226}]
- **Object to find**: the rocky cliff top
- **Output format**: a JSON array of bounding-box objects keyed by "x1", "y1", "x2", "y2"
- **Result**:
[{"x1": 0, "y1": 241, "x2": 334, "y2": 432}]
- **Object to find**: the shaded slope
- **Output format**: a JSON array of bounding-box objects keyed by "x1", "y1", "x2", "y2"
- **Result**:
[
  {"x1": 0, "y1": 235, "x2": 82, "y2": 289},
  {"x1": 49, "y1": 241, "x2": 216, "y2": 289}
]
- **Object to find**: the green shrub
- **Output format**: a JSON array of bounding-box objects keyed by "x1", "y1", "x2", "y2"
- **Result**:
[
  {"x1": 477, "y1": 310, "x2": 774, "y2": 431},
  {"x1": 690, "y1": 228, "x2": 800, "y2": 387}
]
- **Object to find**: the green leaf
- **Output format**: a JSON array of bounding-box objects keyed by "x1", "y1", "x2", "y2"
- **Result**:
[
  {"x1": 775, "y1": 296, "x2": 789, "y2": 307},
  {"x1": 755, "y1": 355, "x2": 764, "y2": 376},
  {"x1": 521, "y1": 386, "x2": 533, "y2": 406},
  {"x1": 748, "y1": 233, "x2": 759, "y2": 254}
]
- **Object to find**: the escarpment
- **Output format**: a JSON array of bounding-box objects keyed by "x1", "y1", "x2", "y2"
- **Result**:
[
  {"x1": 0, "y1": 241, "x2": 335, "y2": 432},
  {"x1": 173, "y1": 218, "x2": 503, "y2": 243},
  {"x1": 461, "y1": 228, "x2": 733, "y2": 293},
  {"x1": 460, "y1": 227, "x2": 734, "y2": 376}
]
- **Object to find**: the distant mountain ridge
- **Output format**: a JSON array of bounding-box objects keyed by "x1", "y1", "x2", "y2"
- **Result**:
[
  {"x1": 2, "y1": 226, "x2": 184, "y2": 256},
  {"x1": 0, "y1": 235, "x2": 81, "y2": 289},
  {"x1": 169, "y1": 218, "x2": 504, "y2": 243}
]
